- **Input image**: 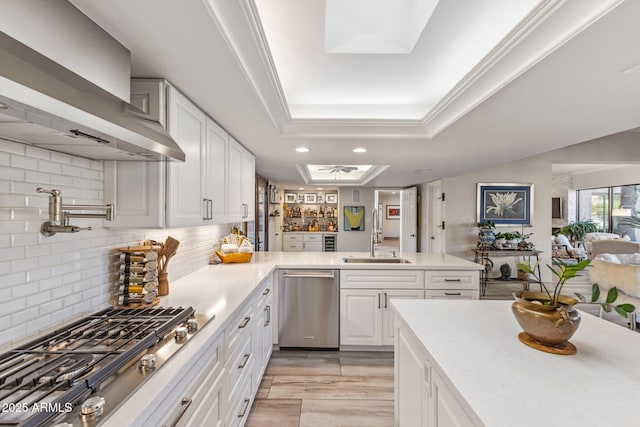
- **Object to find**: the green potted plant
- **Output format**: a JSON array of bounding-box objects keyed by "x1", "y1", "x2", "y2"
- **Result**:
[
  {"x1": 514, "y1": 258, "x2": 635, "y2": 353},
  {"x1": 558, "y1": 220, "x2": 599, "y2": 244}
]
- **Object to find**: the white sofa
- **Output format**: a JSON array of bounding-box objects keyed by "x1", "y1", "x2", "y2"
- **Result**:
[
  {"x1": 584, "y1": 232, "x2": 632, "y2": 258},
  {"x1": 589, "y1": 253, "x2": 640, "y2": 329}
]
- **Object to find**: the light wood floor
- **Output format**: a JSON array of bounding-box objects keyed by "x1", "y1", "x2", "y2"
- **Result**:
[{"x1": 246, "y1": 350, "x2": 394, "y2": 427}]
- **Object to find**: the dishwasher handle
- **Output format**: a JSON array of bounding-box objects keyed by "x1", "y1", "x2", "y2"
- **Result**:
[{"x1": 282, "y1": 273, "x2": 336, "y2": 279}]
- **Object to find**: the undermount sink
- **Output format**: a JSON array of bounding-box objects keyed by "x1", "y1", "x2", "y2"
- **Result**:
[{"x1": 342, "y1": 257, "x2": 412, "y2": 264}]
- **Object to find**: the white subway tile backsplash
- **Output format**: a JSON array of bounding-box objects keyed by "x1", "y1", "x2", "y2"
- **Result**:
[
  {"x1": 25, "y1": 146, "x2": 51, "y2": 160},
  {"x1": 24, "y1": 170, "x2": 51, "y2": 183},
  {"x1": 38, "y1": 160, "x2": 62, "y2": 174},
  {"x1": 11, "y1": 154, "x2": 38, "y2": 170},
  {"x1": 12, "y1": 282, "x2": 39, "y2": 298},
  {"x1": 0, "y1": 166, "x2": 25, "y2": 180},
  {"x1": 50, "y1": 151, "x2": 73, "y2": 164},
  {"x1": 0, "y1": 140, "x2": 231, "y2": 350},
  {"x1": 0, "y1": 140, "x2": 26, "y2": 155}
]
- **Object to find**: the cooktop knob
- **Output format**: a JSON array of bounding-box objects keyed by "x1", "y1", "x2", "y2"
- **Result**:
[
  {"x1": 81, "y1": 396, "x2": 106, "y2": 416},
  {"x1": 186, "y1": 318, "x2": 198, "y2": 332},
  {"x1": 174, "y1": 326, "x2": 188, "y2": 341},
  {"x1": 140, "y1": 353, "x2": 157, "y2": 369}
]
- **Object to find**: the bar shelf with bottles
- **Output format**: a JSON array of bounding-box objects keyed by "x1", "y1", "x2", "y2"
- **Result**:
[{"x1": 282, "y1": 193, "x2": 338, "y2": 232}]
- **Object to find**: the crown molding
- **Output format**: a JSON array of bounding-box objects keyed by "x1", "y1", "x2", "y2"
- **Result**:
[{"x1": 205, "y1": 0, "x2": 624, "y2": 139}]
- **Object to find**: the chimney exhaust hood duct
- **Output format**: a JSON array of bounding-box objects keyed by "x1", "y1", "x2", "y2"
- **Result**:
[{"x1": 0, "y1": 1, "x2": 185, "y2": 161}]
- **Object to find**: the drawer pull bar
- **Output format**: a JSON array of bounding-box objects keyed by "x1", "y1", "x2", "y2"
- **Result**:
[
  {"x1": 239, "y1": 316, "x2": 251, "y2": 329},
  {"x1": 163, "y1": 397, "x2": 192, "y2": 427},
  {"x1": 444, "y1": 292, "x2": 462, "y2": 296},
  {"x1": 384, "y1": 292, "x2": 388, "y2": 308},
  {"x1": 238, "y1": 353, "x2": 250, "y2": 369},
  {"x1": 283, "y1": 273, "x2": 335, "y2": 279},
  {"x1": 265, "y1": 305, "x2": 271, "y2": 326},
  {"x1": 444, "y1": 278, "x2": 462, "y2": 282},
  {"x1": 238, "y1": 398, "x2": 251, "y2": 418},
  {"x1": 263, "y1": 288, "x2": 271, "y2": 295}
]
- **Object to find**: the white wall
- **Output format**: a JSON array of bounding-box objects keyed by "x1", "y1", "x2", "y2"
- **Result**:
[
  {"x1": 0, "y1": 140, "x2": 233, "y2": 351},
  {"x1": 442, "y1": 153, "x2": 553, "y2": 281},
  {"x1": 337, "y1": 187, "x2": 374, "y2": 251},
  {"x1": 570, "y1": 165, "x2": 640, "y2": 190}
]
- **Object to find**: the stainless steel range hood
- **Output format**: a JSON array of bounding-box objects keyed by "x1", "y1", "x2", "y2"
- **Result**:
[{"x1": 0, "y1": 4, "x2": 185, "y2": 161}]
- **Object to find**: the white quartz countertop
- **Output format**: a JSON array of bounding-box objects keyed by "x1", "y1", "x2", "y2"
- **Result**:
[
  {"x1": 390, "y1": 299, "x2": 640, "y2": 427},
  {"x1": 160, "y1": 251, "x2": 482, "y2": 317}
]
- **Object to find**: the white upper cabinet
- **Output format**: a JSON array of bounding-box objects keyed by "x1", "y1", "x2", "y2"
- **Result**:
[
  {"x1": 105, "y1": 79, "x2": 255, "y2": 229},
  {"x1": 166, "y1": 86, "x2": 207, "y2": 228},
  {"x1": 205, "y1": 118, "x2": 229, "y2": 223},
  {"x1": 228, "y1": 137, "x2": 255, "y2": 222}
]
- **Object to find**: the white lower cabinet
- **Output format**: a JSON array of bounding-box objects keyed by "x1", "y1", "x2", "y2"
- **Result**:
[
  {"x1": 340, "y1": 270, "x2": 424, "y2": 346},
  {"x1": 157, "y1": 332, "x2": 225, "y2": 427},
  {"x1": 396, "y1": 322, "x2": 477, "y2": 427},
  {"x1": 282, "y1": 234, "x2": 325, "y2": 252},
  {"x1": 425, "y1": 271, "x2": 479, "y2": 300}
]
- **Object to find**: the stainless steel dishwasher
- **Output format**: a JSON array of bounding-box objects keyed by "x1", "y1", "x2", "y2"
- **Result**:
[{"x1": 278, "y1": 269, "x2": 339, "y2": 349}]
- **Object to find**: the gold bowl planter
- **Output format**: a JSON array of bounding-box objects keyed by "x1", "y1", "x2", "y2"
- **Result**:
[{"x1": 512, "y1": 291, "x2": 581, "y2": 355}]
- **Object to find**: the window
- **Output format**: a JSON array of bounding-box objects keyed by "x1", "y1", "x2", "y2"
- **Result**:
[{"x1": 577, "y1": 184, "x2": 640, "y2": 241}]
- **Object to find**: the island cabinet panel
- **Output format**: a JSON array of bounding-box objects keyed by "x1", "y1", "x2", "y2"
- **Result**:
[
  {"x1": 340, "y1": 270, "x2": 424, "y2": 346},
  {"x1": 395, "y1": 322, "x2": 477, "y2": 427},
  {"x1": 396, "y1": 326, "x2": 429, "y2": 426}
]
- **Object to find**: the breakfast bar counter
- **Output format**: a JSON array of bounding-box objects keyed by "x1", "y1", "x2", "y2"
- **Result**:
[{"x1": 390, "y1": 299, "x2": 640, "y2": 426}]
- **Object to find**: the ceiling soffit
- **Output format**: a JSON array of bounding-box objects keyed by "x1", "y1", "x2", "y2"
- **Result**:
[{"x1": 204, "y1": 0, "x2": 623, "y2": 139}]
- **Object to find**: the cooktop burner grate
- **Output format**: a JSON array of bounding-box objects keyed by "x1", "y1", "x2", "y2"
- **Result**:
[{"x1": 0, "y1": 306, "x2": 194, "y2": 427}]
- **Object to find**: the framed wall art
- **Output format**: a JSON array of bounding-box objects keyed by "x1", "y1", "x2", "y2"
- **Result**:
[
  {"x1": 304, "y1": 193, "x2": 317, "y2": 203},
  {"x1": 386, "y1": 205, "x2": 400, "y2": 219},
  {"x1": 344, "y1": 206, "x2": 365, "y2": 231},
  {"x1": 477, "y1": 183, "x2": 533, "y2": 226},
  {"x1": 326, "y1": 193, "x2": 338, "y2": 203},
  {"x1": 284, "y1": 193, "x2": 297, "y2": 203}
]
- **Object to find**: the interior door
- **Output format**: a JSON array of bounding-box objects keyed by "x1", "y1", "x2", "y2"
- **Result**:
[{"x1": 401, "y1": 187, "x2": 418, "y2": 253}]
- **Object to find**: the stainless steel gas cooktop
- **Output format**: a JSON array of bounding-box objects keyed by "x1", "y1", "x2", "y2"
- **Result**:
[{"x1": 0, "y1": 306, "x2": 212, "y2": 427}]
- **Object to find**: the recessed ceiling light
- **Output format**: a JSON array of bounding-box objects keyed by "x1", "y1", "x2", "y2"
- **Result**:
[
  {"x1": 318, "y1": 187, "x2": 324, "y2": 190},
  {"x1": 299, "y1": 187, "x2": 305, "y2": 190},
  {"x1": 296, "y1": 147, "x2": 310, "y2": 153},
  {"x1": 352, "y1": 147, "x2": 367, "y2": 153}
]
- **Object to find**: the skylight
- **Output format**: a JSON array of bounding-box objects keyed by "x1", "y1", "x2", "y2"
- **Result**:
[
  {"x1": 298, "y1": 164, "x2": 389, "y2": 186},
  {"x1": 324, "y1": 0, "x2": 440, "y2": 54}
]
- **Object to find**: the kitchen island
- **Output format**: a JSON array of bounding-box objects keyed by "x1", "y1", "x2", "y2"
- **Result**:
[
  {"x1": 103, "y1": 251, "x2": 481, "y2": 426},
  {"x1": 391, "y1": 299, "x2": 640, "y2": 426}
]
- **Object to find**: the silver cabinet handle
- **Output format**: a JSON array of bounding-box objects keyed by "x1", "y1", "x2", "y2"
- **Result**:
[
  {"x1": 202, "y1": 198, "x2": 208, "y2": 221},
  {"x1": 263, "y1": 288, "x2": 271, "y2": 295},
  {"x1": 238, "y1": 398, "x2": 251, "y2": 418},
  {"x1": 163, "y1": 397, "x2": 192, "y2": 427},
  {"x1": 265, "y1": 305, "x2": 271, "y2": 326},
  {"x1": 208, "y1": 199, "x2": 213, "y2": 220},
  {"x1": 378, "y1": 293, "x2": 381, "y2": 309},
  {"x1": 238, "y1": 353, "x2": 250, "y2": 369},
  {"x1": 384, "y1": 292, "x2": 388, "y2": 308},
  {"x1": 444, "y1": 292, "x2": 462, "y2": 296},
  {"x1": 239, "y1": 316, "x2": 251, "y2": 329},
  {"x1": 444, "y1": 278, "x2": 461, "y2": 282}
]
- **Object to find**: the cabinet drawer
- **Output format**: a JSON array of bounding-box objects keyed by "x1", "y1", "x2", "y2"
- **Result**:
[
  {"x1": 341, "y1": 270, "x2": 424, "y2": 289},
  {"x1": 255, "y1": 276, "x2": 273, "y2": 310},
  {"x1": 283, "y1": 242, "x2": 303, "y2": 251},
  {"x1": 225, "y1": 367, "x2": 254, "y2": 427},
  {"x1": 226, "y1": 331, "x2": 254, "y2": 404},
  {"x1": 225, "y1": 301, "x2": 254, "y2": 361},
  {"x1": 283, "y1": 234, "x2": 302, "y2": 242},
  {"x1": 425, "y1": 271, "x2": 478, "y2": 290},
  {"x1": 425, "y1": 289, "x2": 478, "y2": 300},
  {"x1": 303, "y1": 234, "x2": 322, "y2": 242}
]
